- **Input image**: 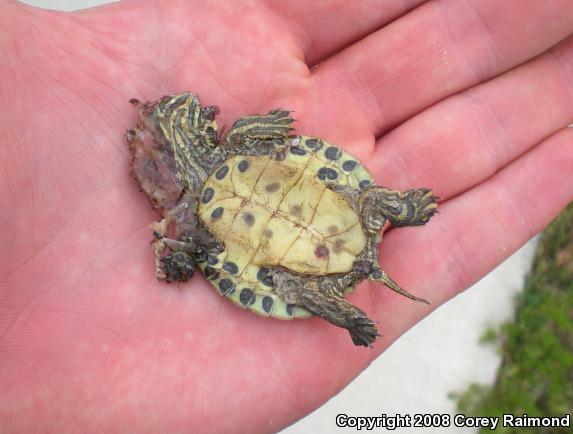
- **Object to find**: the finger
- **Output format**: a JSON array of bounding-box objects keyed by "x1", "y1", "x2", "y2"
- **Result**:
[
  {"x1": 312, "y1": 0, "x2": 573, "y2": 137},
  {"x1": 370, "y1": 127, "x2": 573, "y2": 341},
  {"x1": 263, "y1": 0, "x2": 428, "y2": 65},
  {"x1": 370, "y1": 34, "x2": 573, "y2": 199}
]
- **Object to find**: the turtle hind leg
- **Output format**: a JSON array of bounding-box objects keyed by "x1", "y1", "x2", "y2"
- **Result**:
[
  {"x1": 273, "y1": 270, "x2": 379, "y2": 347},
  {"x1": 300, "y1": 290, "x2": 379, "y2": 347}
]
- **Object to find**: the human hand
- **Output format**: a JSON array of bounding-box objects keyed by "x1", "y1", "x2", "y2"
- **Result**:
[{"x1": 1, "y1": 0, "x2": 572, "y2": 432}]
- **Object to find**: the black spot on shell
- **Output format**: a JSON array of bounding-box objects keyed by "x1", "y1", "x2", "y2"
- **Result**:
[
  {"x1": 305, "y1": 138, "x2": 323, "y2": 151},
  {"x1": 215, "y1": 165, "x2": 229, "y2": 180},
  {"x1": 257, "y1": 267, "x2": 274, "y2": 287},
  {"x1": 342, "y1": 160, "x2": 358, "y2": 171},
  {"x1": 211, "y1": 207, "x2": 224, "y2": 220},
  {"x1": 242, "y1": 212, "x2": 255, "y2": 227},
  {"x1": 317, "y1": 167, "x2": 338, "y2": 181},
  {"x1": 286, "y1": 304, "x2": 295, "y2": 316},
  {"x1": 223, "y1": 262, "x2": 239, "y2": 275},
  {"x1": 207, "y1": 255, "x2": 219, "y2": 265},
  {"x1": 239, "y1": 288, "x2": 256, "y2": 306},
  {"x1": 218, "y1": 278, "x2": 234, "y2": 295},
  {"x1": 265, "y1": 182, "x2": 281, "y2": 193},
  {"x1": 290, "y1": 146, "x2": 307, "y2": 156},
  {"x1": 262, "y1": 296, "x2": 274, "y2": 314},
  {"x1": 325, "y1": 146, "x2": 341, "y2": 160},
  {"x1": 204, "y1": 266, "x2": 219, "y2": 280},
  {"x1": 290, "y1": 205, "x2": 302, "y2": 217},
  {"x1": 257, "y1": 267, "x2": 268, "y2": 279},
  {"x1": 202, "y1": 187, "x2": 215, "y2": 204},
  {"x1": 238, "y1": 160, "x2": 249, "y2": 172},
  {"x1": 333, "y1": 238, "x2": 345, "y2": 253},
  {"x1": 359, "y1": 179, "x2": 372, "y2": 189}
]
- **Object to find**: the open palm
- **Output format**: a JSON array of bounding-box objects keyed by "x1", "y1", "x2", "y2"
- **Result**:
[{"x1": 1, "y1": 0, "x2": 572, "y2": 432}]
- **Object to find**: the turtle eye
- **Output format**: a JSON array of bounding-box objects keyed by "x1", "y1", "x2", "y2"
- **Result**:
[{"x1": 202, "y1": 105, "x2": 220, "y2": 121}]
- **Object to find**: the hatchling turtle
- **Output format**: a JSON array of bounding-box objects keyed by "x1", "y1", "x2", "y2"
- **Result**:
[{"x1": 127, "y1": 92, "x2": 437, "y2": 347}]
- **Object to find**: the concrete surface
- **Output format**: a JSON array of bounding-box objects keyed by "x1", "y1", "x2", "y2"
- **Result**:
[
  {"x1": 17, "y1": 2, "x2": 540, "y2": 433},
  {"x1": 20, "y1": 0, "x2": 112, "y2": 11}
]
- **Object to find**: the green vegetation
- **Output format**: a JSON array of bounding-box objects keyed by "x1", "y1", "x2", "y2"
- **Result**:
[{"x1": 454, "y1": 202, "x2": 573, "y2": 433}]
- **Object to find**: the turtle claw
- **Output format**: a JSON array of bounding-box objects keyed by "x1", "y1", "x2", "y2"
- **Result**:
[
  {"x1": 349, "y1": 318, "x2": 379, "y2": 347},
  {"x1": 393, "y1": 188, "x2": 438, "y2": 227},
  {"x1": 160, "y1": 250, "x2": 196, "y2": 282}
]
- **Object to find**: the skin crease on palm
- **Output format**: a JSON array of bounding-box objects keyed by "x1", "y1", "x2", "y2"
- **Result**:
[{"x1": 0, "y1": 0, "x2": 572, "y2": 432}]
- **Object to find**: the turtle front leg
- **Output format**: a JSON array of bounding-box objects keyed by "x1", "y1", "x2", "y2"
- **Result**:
[
  {"x1": 150, "y1": 220, "x2": 198, "y2": 283},
  {"x1": 157, "y1": 239, "x2": 197, "y2": 283},
  {"x1": 149, "y1": 193, "x2": 223, "y2": 283},
  {"x1": 223, "y1": 109, "x2": 295, "y2": 154},
  {"x1": 273, "y1": 270, "x2": 379, "y2": 347}
]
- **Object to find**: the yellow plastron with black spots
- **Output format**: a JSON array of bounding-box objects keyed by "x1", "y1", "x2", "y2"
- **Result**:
[{"x1": 197, "y1": 136, "x2": 375, "y2": 319}]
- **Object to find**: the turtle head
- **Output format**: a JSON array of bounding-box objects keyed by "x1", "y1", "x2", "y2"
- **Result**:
[
  {"x1": 155, "y1": 93, "x2": 219, "y2": 148},
  {"x1": 149, "y1": 93, "x2": 225, "y2": 191}
]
